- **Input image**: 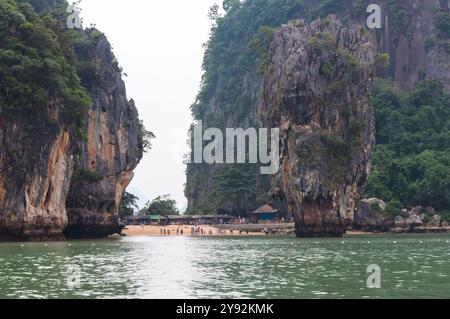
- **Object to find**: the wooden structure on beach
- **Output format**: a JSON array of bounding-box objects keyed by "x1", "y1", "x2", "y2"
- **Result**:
[
  {"x1": 124, "y1": 215, "x2": 164, "y2": 225},
  {"x1": 124, "y1": 215, "x2": 152, "y2": 225},
  {"x1": 164, "y1": 215, "x2": 192, "y2": 225},
  {"x1": 161, "y1": 215, "x2": 236, "y2": 226},
  {"x1": 251, "y1": 205, "x2": 279, "y2": 224},
  {"x1": 125, "y1": 214, "x2": 236, "y2": 226}
]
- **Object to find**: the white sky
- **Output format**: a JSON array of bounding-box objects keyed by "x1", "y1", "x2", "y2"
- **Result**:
[{"x1": 76, "y1": 0, "x2": 218, "y2": 211}]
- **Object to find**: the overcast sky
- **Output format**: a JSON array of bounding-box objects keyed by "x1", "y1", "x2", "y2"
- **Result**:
[{"x1": 77, "y1": 0, "x2": 218, "y2": 211}]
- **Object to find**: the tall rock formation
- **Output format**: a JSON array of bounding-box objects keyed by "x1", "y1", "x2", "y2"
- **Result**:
[
  {"x1": 259, "y1": 16, "x2": 376, "y2": 237},
  {"x1": 64, "y1": 36, "x2": 142, "y2": 239},
  {"x1": 185, "y1": 0, "x2": 450, "y2": 232},
  {"x1": 0, "y1": 1, "x2": 143, "y2": 240}
]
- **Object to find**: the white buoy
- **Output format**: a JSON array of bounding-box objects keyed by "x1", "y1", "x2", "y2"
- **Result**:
[
  {"x1": 393, "y1": 241, "x2": 397, "y2": 244},
  {"x1": 68, "y1": 243, "x2": 72, "y2": 247},
  {"x1": 368, "y1": 241, "x2": 371, "y2": 244},
  {"x1": 44, "y1": 244, "x2": 48, "y2": 247},
  {"x1": 20, "y1": 244, "x2": 24, "y2": 247}
]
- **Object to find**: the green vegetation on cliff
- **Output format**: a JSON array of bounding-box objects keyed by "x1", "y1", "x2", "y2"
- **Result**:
[
  {"x1": 191, "y1": 0, "x2": 365, "y2": 123},
  {"x1": 1, "y1": 0, "x2": 154, "y2": 151},
  {"x1": 0, "y1": 0, "x2": 91, "y2": 124},
  {"x1": 425, "y1": 6, "x2": 450, "y2": 54},
  {"x1": 366, "y1": 79, "x2": 450, "y2": 213},
  {"x1": 192, "y1": 0, "x2": 304, "y2": 123},
  {"x1": 210, "y1": 165, "x2": 258, "y2": 212}
]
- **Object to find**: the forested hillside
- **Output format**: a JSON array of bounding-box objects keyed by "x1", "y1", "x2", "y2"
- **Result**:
[{"x1": 367, "y1": 79, "x2": 450, "y2": 219}]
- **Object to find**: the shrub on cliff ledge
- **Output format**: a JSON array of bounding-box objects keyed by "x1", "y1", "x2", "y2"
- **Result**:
[
  {"x1": 376, "y1": 53, "x2": 391, "y2": 68},
  {"x1": 138, "y1": 120, "x2": 155, "y2": 158},
  {"x1": 433, "y1": 8, "x2": 450, "y2": 39}
]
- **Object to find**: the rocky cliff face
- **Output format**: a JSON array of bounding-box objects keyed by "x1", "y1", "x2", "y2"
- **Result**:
[
  {"x1": 426, "y1": 45, "x2": 450, "y2": 93},
  {"x1": 369, "y1": 0, "x2": 449, "y2": 92},
  {"x1": 259, "y1": 17, "x2": 376, "y2": 237},
  {"x1": 186, "y1": 0, "x2": 450, "y2": 229},
  {"x1": 0, "y1": 107, "x2": 74, "y2": 241},
  {"x1": 0, "y1": 2, "x2": 143, "y2": 241},
  {"x1": 305, "y1": 0, "x2": 450, "y2": 92},
  {"x1": 64, "y1": 36, "x2": 142, "y2": 239}
]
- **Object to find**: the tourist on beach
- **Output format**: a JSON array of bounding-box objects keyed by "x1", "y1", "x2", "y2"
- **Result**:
[{"x1": 181, "y1": 229, "x2": 184, "y2": 235}]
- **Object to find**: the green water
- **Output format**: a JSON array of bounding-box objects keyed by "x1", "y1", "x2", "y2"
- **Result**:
[{"x1": 0, "y1": 234, "x2": 449, "y2": 299}]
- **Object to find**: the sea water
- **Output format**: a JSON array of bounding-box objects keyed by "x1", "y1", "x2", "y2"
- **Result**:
[{"x1": 0, "y1": 234, "x2": 449, "y2": 299}]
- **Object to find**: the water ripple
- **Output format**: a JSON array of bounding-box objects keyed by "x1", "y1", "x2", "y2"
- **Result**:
[{"x1": 0, "y1": 234, "x2": 449, "y2": 298}]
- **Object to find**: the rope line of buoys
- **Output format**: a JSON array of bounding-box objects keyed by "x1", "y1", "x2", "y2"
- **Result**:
[{"x1": 14, "y1": 238, "x2": 450, "y2": 248}]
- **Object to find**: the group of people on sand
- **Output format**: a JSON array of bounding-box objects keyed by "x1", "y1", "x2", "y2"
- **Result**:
[
  {"x1": 191, "y1": 226, "x2": 213, "y2": 236},
  {"x1": 160, "y1": 227, "x2": 184, "y2": 236},
  {"x1": 157, "y1": 225, "x2": 253, "y2": 237}
]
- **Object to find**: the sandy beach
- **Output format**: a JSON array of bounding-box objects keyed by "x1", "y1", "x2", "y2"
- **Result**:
[
  {"x1": 122, "y1": 225, "x2": 266, "y2": 237},
  {"x1": 121, "y1": 225, "x2": 376, "y2": 237}
]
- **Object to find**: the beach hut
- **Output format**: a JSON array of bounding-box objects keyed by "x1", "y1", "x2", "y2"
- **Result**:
[
  {"x1": 149, "y1": 215, "x2": 164, "y2": 225},
  {"x1": 251, "y1": 205, "x2": 279, "y2": 224},
  {"x1": 165, "y1": 215, "x2": 193, "y2": 225},
  {"x1": 190, "y1": 215, "x2": 236, "y2": 225},
  {"x1": 213, "y1": 215, "x2": 236, "y2": 225},
  {"x1": 124, "y1": 215, "x2": 151, "y2": 225}
]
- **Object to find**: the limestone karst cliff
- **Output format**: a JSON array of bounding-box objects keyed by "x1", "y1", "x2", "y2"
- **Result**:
[
  {"x1": 185, "y1": 0, "x2": 450, "y2": 235},
  {"x1": 0, "y1": 0, "x2": 144, "y2": 240},
  {"x1": 64, "y1": 34, "x2": 143, "y2": 239},
  {"x1": 0, "y1": 106, "x2": 74, "y2": 240},
  {"x1": 259, "y1": 16, "x2": 376, "y2": 237}
]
